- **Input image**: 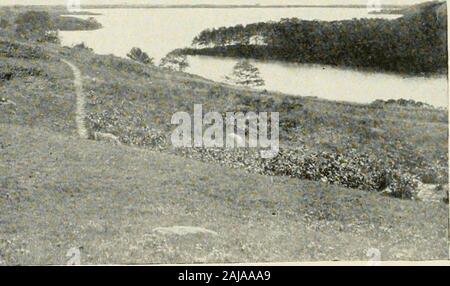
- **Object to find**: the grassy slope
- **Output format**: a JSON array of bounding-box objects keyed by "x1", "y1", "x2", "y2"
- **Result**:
[
  {"x1": 69, "y1": 47, "x2": 448, "y2": 186},
  {"x1": 1, "y1": 124, "x2": 447, "y2": 264},
  {"x1": 0, "y1": 37, "x2": 448, "y2": 263}
]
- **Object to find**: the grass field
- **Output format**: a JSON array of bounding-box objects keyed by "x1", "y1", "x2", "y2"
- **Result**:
[
  {"x1": 1, "y1": 124, "x2": 447, "y2": 264},
  {"x1": 0, "y1": 7, "x2": 449, "y2": 264}
]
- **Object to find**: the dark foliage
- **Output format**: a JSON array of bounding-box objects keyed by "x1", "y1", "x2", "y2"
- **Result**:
[
  {"x1": 54, "y1": 16, "x2": 102, "y2": 31},
  {"x1": 371, "y1": 99, "x2": 435, "y2": 109}
]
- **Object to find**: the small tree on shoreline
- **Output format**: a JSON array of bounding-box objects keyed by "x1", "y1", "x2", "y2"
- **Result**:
[
  {"x1": 159, "y1": 51, "x2": 189, "y2": 72},
  {"x1": 127, "y1": 47, "x2": 154, "y2": 65},
  {"x1": 226, "y1": 60, "x2": 265, "y2": 87}
]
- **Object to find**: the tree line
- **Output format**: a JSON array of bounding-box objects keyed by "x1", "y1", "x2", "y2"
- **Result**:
[{"x1": 186, "y1": 2, "x2": 447, "y2": 74}]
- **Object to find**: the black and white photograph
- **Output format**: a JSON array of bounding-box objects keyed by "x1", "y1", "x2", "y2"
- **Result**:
[{"x1": 0, "y1": 0, "x2": 448, "y2": 266}]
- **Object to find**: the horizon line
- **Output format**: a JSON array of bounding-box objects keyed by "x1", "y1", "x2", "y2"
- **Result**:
[{"x1": 0, "y1": 3, "x2": 409, "y2": 9}]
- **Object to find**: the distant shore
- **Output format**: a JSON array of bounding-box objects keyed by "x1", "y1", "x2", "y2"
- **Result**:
[
  {"x1": 181, "y1": 1, "x2": 447, "y2": 76},
  {"x1": 1, "y1": 4, "x2": 407, "y2": 10}
]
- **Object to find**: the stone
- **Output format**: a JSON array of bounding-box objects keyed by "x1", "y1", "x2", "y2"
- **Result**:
[
  {"x1": 153, "y1": 226, "x2": 218, "y2": 236},
  {"x1": 93, "y1": 131, "x2": 121, "y2": 145},
  {"x1": 0, "y1": 98, "x2": 16, "y2": 106},
  {"x1": 416, "y1": 183, "x2": 448, "y2": 203}
]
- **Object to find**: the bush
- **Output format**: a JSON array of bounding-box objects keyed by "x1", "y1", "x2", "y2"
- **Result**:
[
  {"x1": 15, "y1": 11, "x2": 56, "y2": 42},
  {"x1": 385, "y1": 170, "x2": 418, "y2": 199},
  {"x1": 73, "y1": 42, "x2": 93, "y2": 51}
]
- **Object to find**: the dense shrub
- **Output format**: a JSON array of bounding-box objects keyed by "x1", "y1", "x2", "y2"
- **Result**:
[
  {"x1": 14, "y1": 11, "x2": 57, "y2": 42},
  {"x1": 371, "y1": 99, "x2": 434, "y2": 109},
  {"x1": 0, "y1": 40, "x2": 47, "y2": 59},
  {"x1": 175, "y1": 146, "x2": 420, "y2": 199},
  {"x1": 86, "y1": 109, "x2": 167, "y2": 150},
  {"x1": 73, "y1": 42, "x2": 93, "y2": 51},
  {"x1": 0, "y1": 63, "x2": 44, "y2": 81}
]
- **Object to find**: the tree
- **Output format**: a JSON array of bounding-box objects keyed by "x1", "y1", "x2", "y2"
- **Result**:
[
  {"x1": 225, "y1": 60, "x2": 265, "y2": 87},
  {"x1": 127, "y1": 47, "x2": 154, "y2": 65},
  {"x1": 159, "y1": 51, "x2": 189, "y2": 72}
]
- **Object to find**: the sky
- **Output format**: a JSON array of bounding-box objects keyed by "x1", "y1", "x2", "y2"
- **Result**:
[{"x1": 0, "y1": 0, "x2": 432, "y2": 7}]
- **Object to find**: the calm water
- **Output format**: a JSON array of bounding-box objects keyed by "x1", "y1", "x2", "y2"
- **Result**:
[{"x1": 60, "y1": 8, "x2": 448, "y2": 107}]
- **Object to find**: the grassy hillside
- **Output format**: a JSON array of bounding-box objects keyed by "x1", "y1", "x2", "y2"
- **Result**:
[
  {"x1": 1, "y1": 37, "x2": 448, "y2": 197},
  {"x1": 0, "y1": 6, "x2": 448, "y2": 264},
  {"x1": 65, "y1": 47, "x2": 448, "y2": 197},
  {"x1": 1, "y1": 124, "x2": 447, "y2": 264}
]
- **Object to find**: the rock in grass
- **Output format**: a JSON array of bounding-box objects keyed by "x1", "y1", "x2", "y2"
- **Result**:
[
  {"x1": 93, "y1": 132, "x2": 121, "y2": 145},
  {"x1": 416, "y1": 183, "x2": 448, "y2": 203},
  {"x1": 153, "y1": 226, "x2": 218, "y2": 236},
  {"x1": 0, "y1": 97, "x2": 16, "y2": 106}
]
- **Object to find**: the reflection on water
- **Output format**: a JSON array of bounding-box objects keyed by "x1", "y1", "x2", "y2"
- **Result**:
[{"x1": 60, "y1": 8, "x2": 448, "y2": 108}]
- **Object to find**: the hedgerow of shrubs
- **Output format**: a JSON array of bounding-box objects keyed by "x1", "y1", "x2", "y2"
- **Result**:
[
  {"x1": 89, "y1": 56, "x2": 153, "y2": 77},
  {"x1": 0, "y1": 62, "x2": 44, "y2": 81},
  {"x1": 0, "y1": 40, "x2": 47, "y2": 59},
  {"x1": 83, "y1": 101, "x2": 424, "y2": 198},
  {"x1": 371, "y1": 99, "x2": 435, "y2": 109},
  {"x1": 173, "y1": 146, "x2": 420, "y2": 199},
  {"x1": 261, "y1": 149, "x2": 418, "y2": 199}
]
